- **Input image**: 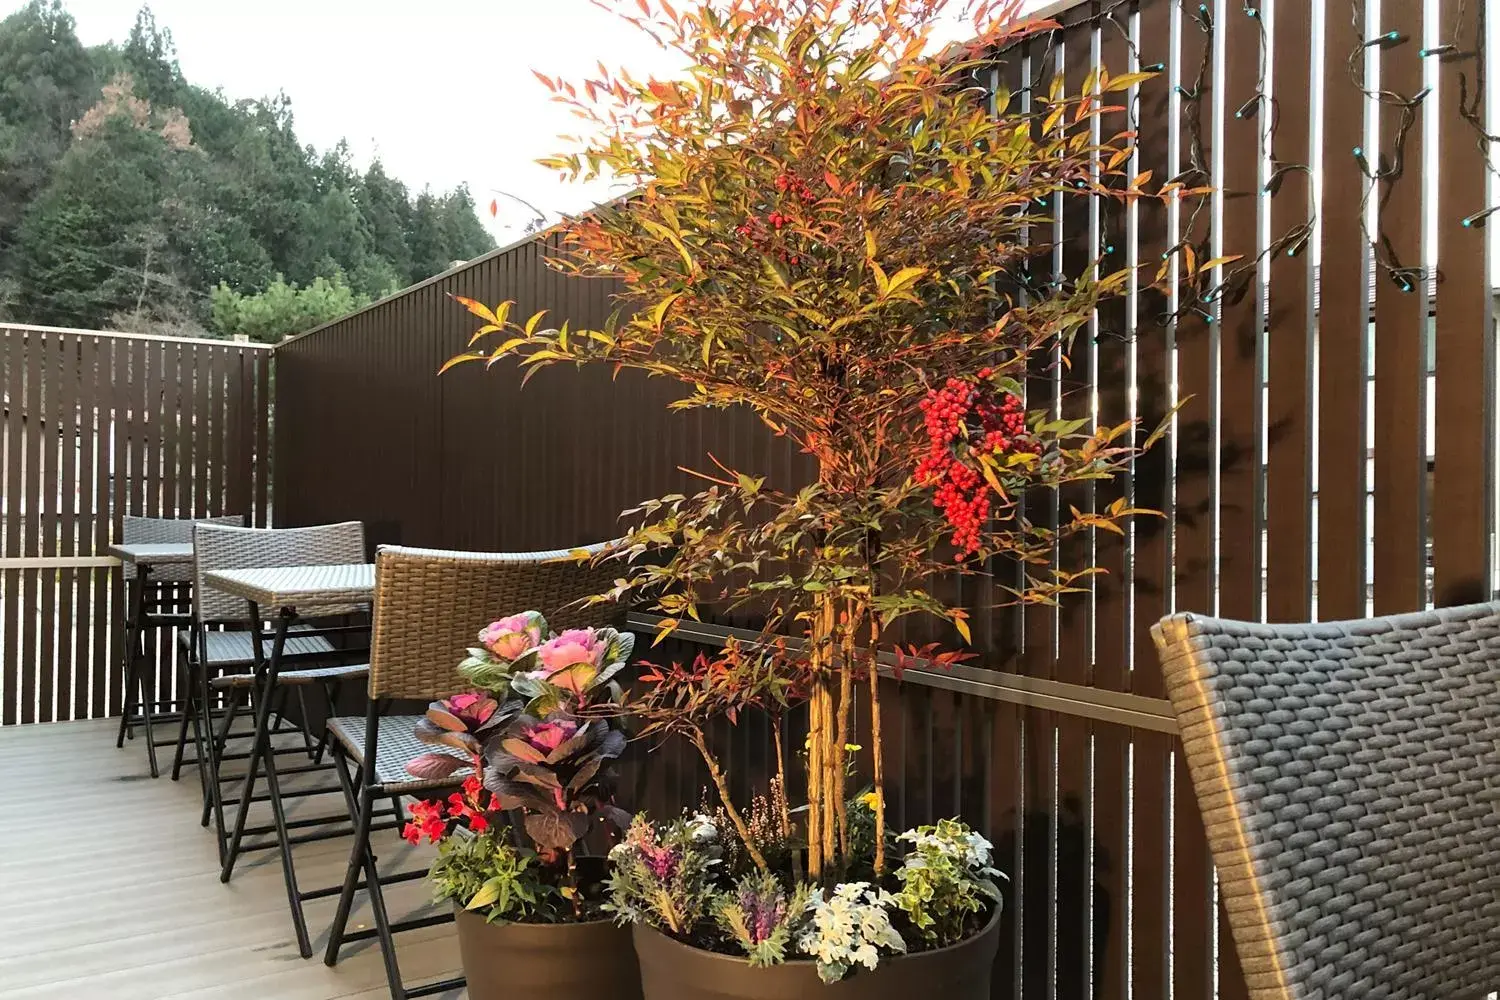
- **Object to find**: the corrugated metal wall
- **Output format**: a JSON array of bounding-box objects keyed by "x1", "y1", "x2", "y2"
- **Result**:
[{"x1": 274, "y1": 1, "x2": 1498, "y2": 996}]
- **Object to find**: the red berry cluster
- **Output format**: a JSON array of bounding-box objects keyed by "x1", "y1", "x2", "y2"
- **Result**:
[
  {"x1": 733, "y1": 173, "x2": 817, "y2": 268},
  {"x1": 915, "y1": 371, "x2": 1041, "y2": 560},
  {"x1": 773, "y1": 171, "x2": 815, "y2": 200}
]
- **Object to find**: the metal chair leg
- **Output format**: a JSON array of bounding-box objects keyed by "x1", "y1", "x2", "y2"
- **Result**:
[
  {"x1": 324, "y1": 743, "x2": 372, "y2": 967},
  {"x1": 262, "y1": 736, "x2": 314, "y2": 958},
  {"x1": 293, "y1": 687, "x2": 317, "y2": 757},
  {"x1": 116, "y1": 576, "x2": 144, "y2": 748},
  {"x1": 170, "y1": 655, "x2": 196, "y2": 780},
  {"x1": 201, "y1": 681, "x2": 238, "y2": 833},
  {"x1": 221, "y1": 615, "x2": 289, "y2": 881},
  {"x1": 139, "y1": 623, "x2": 161, "y2": 778}
]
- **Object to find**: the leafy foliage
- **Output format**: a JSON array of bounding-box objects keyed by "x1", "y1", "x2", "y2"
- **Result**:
[
  {"x1": 208, "y1": 272, "x2": 384, "y2": 344},
  {"x1": 484, "y1": 712, "x2": 630, "y2": 858},
  {"x1": 796, "y1": 882, "x2": 906, "y2": 984},
  {"x1": 429, "y1": 828, "x2": 547, "y2": 924},
  {"x1": 406, "y1": 616, "x2": 634, "y2": 920},
  {"x1": 891, "y1": 819, "x2": 1003, "y2": 947},
  {"x1": 0, "y1": 2, "x2": 492, "y2": 333},
  {"x1": 713, "y1": 870, "x2": 812, "y2": 967},
  {"x1": 605, "y1": 812, "x2": 724, "y2": 936},
  {"x1": 455, "y1": 0, "x2": 1199, "y2": 882}
]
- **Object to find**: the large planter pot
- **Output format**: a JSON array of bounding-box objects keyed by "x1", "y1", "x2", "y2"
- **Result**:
[
  {"x1": 456, "y1": 908, "x2": 643, "y2": 1000},
  {"x1": 632, "y1": 902, "x2": 1003, "y2": 1000}
]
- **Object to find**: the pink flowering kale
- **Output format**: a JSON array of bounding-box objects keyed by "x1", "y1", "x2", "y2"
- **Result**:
[{"x1": 713, "y1": 871, "x2": 812, "y2": 968}]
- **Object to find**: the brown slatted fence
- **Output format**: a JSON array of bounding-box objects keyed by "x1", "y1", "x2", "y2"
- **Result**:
[{"x1": 0, "y1": 324, "x2": 273, "y2": 725}]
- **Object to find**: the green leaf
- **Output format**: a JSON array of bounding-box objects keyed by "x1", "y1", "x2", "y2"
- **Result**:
[{"x1": 467, "y1": 878, "x2": 501, "y2": 910}]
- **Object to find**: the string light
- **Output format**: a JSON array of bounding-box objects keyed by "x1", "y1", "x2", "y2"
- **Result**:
[
  {"x1": 1362, "y1": 30, "x2": 1408, "y2": 50},
  {"x1": 1461, "y1": 206, "x2": 1500, "y2": 229}
]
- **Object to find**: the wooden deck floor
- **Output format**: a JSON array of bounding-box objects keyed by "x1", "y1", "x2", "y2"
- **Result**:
[{"x1": 0, "y1": 719, "x2": 463, "y2": 999}]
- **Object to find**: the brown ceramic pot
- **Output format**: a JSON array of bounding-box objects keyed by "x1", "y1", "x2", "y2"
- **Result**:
[
  {"x1": 455, "y1": 908, "x2": 643, "y2": 1000},
  {"x1": 632, "y1": 903, "x2": 1002, "y2": 1000}
]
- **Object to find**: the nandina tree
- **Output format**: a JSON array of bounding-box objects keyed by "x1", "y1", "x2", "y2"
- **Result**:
[{"x1": 451, "y1": 0, "x2": 1203, "y2": 881}]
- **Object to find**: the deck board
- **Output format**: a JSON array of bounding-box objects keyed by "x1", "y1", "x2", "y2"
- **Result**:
[{"x1": 0, "y1": 719, "x2": 464, "y2": 999}]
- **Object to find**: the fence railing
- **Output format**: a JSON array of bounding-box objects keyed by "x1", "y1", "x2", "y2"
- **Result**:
[{"x1": 0, "y1": 323, "x2": 273, "y2": 725}]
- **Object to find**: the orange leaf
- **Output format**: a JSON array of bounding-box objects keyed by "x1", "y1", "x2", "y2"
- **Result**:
[
  {"x1": 531, "y1": 69, "x2": 556, "y2": 92},
  {"x1": 824, "y1": 170, "x2": 842, "y2": 195},
  {"x1": 451, "y1": 295, "x2": 497, "y2": 325}
]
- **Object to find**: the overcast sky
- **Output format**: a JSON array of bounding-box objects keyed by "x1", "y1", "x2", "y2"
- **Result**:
[{"x1": 58, "y1": 0, "x2": 1026, "y2": 244}]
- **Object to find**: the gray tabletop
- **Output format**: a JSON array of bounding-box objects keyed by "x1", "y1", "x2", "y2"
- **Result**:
[
  {"x1": 203, "y1": 563, "x2": 374, "y2": 609},
  {"x1": 108, "y1": 542, "x2": 194, "y2": 566}
]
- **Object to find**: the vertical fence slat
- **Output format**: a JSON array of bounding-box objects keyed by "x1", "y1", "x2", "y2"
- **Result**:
[
  {"x1": 58, "y1": 334, "x2": 78, "y2": 720},
  {"x1": 255, "y1": 350, "x2": 271, "y2": 526},
  {"x1": 1264, "y1": 0, "x2": 1315, "y2": 622},
  {"x1": 1370, "y1": 0, "x2": 1428, "y2": 615},
  {"x1": 92, "y1": 334, "x2": 111, "y2": 720},
  {"x1": 1315, "y1": 0, "x2": 1370, "y2": 622},
  {"x1": 3, "y1": 333, "x2": 20, "y2": 725},
  {"x1": 76, "y1": 336, "x2": 99, "y2": 721},
  {"x1": 36, "y1": 333, "x2": 60, "y2": 723},
  {"x1": 1431, "y1": 0, "x2": 1494, "y2": 608},
  {"x1": 1218, "y1": 4, "x2": 1266, "y2": 627},
  {"x1": 20, "y1": 331, "x2": 42, "y2": 724},
  {"x1": 1130, "y1": 0, "x2": 1174, "y2": 992},
  {"x1": 109, "y1": 338, "x2": 130, "y2": 716},
  {"x1": 1170, "y1": 3, "x2": 1216, "y2": 994}
]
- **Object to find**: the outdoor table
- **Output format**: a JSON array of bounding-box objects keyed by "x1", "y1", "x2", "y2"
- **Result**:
[
  {"x1": 109, "y1": 541, "x2": 196, "y2": 775},
  {"x1": 204, "y1": 563, "x2": 375, "y2": 893}
]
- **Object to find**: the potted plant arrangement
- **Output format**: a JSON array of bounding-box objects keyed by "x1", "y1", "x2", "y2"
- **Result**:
[
  {"x1": 401, "y1": 612, "x2": 642, "y2": 1000},
  {"x1": 450, "y1": 0, "x2": 1194, "y2": 993}
]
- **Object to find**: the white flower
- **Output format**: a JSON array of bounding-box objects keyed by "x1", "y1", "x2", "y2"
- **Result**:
[
  {"x1": 685, "y1": 812, "x2": 718, "y2": 843},
  {"x1": 796, "y1": 882, "x2": 905, "y2": 984}
]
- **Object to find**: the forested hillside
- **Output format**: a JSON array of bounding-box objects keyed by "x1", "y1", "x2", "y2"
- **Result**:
[{"x1": 0, "y1": 1, "x2": 495, "y2": 340}]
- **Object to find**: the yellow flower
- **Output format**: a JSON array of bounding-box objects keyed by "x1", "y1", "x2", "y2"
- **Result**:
[
  {"x1": 844, "y1": 743, "x2": 862, "y2": 753},
  {"x1": 859, "y1": 791, "x2": 881, "y2": 809}
]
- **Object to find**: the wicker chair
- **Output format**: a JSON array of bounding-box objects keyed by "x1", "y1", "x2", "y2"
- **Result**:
[
  {"x1": 183, "y1": 521, "x2": 373, "y2": 871},
  {"x1": 114, "y1": 513, "x2": 244, "y2": 776},
  {"x1": 1153, "y1": 604, "x2": 1500, "y2": 1000},
  {"x1": 322, "y1": 541, "x2": 623, "y2": 1000}
]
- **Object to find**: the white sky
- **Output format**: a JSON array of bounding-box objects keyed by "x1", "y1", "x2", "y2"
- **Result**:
[
  {"x1": 61, "y1": 0, "x2": 678, "y2": 241},
  {"x1": 59, "y1": 0, "x2": 1038, "y2": 242}
]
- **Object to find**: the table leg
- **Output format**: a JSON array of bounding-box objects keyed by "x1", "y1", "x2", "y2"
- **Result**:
[{"x1": 115, "y1": 570, "x2": 146, "y2": 749}]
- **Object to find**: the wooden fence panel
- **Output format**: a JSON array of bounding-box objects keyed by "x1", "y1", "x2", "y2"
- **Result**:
[{"x1": 0, "y1": 325, "x2": 273, "y2": 725}]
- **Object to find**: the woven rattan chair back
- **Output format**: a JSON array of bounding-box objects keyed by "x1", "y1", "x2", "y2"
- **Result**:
[
  {"x1": 192, "y1": 521, "x2": 367, "y2": 625},
  {"x1": 1153, "y1": 604, "x2": 1500, "y2": 1000},
  {"x1": 120, "y1": 514, "x2": 244, "y2": 582},
  {"x1": 367, "y1": 542, "x2": 623, "y2": 700}
]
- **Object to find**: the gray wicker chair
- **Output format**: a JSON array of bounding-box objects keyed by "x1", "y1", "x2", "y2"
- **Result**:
[
  {"x1": 182, "y1": 521, "x2": 372, "y2": 867},
  {"x1": 322, "y1": 541, "x2": 623, "y2": 1000},
  {"x1": 1153, "y1": 604, "x2": 1500, "y2": 1000},
  {"x1": 114, "y1": 513, "x2": 245, "y2": 776}
]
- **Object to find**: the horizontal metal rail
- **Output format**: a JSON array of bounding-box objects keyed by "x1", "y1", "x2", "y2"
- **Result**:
[
  {"x1": 625, "y1": 613, "x2": 1179, "y2": 735},
  {"x1": 0, "y1": 556, "x2": 121, "y2": 569}
]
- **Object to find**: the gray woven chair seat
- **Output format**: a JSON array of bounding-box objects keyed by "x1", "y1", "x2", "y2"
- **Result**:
[
  {"x1": 326, "y1": 714, "x2": 474, "y2": 794},
  {"x1": 181, "y1": 627, "x2": 336, "y2": 667},
  {"x1": 211, "y1": 663, "x2": 369, "y2": 690}
]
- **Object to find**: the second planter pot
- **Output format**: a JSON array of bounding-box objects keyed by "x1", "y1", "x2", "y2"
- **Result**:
[
  {"x1": 455, "y1": 908, "x2": 643, "y2": 1000},
  {"x1": 631, "y1": 902, "x2": 1003, "y2": 1000}
]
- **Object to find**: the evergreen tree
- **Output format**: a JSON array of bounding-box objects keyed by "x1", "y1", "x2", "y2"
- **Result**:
[{"x1": 0, "y1": 2, "x2": 496, "y2": 332}]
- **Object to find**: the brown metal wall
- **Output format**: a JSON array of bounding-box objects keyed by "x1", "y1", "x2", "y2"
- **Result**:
[
  {"x1": 274, "y1": 1, "x2": 1497, "y2": 996},
  {"x1": 0, "y1": 324, "x2": 273, "y2": 725}
]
